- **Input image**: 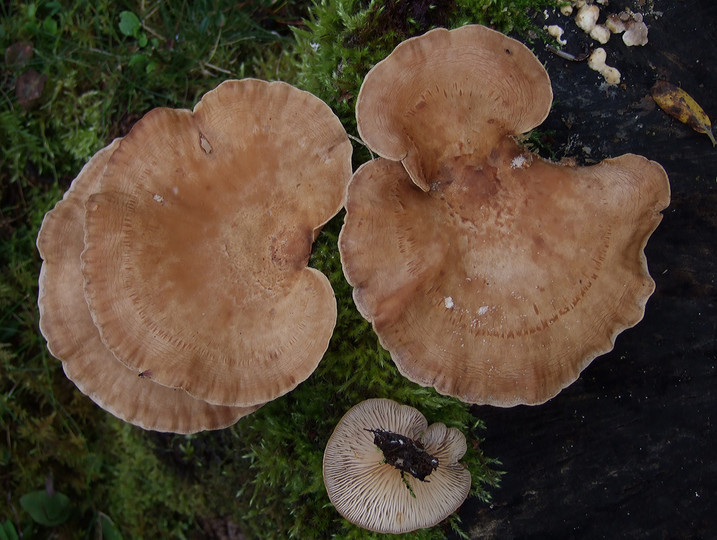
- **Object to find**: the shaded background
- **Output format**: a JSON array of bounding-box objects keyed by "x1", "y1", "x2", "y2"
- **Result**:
[{"x1": 460, "y1": 1, "x2": 717, "y2": 537}]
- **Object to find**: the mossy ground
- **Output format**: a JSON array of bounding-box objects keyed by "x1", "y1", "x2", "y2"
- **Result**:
[{"x1": 2, "y1": 1, "x2": 554, "y2": 537}]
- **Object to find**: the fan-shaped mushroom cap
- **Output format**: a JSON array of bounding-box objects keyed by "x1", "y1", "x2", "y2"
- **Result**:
[
  {"x1": 81, "y1": 79, "x2": 352, "y2": 407},
  {"x1": 37, "y1": 140, "x2": 259, "y2": 433},
  {"x1": 340, "y1": 26, "x2": 671, "y2": 406},
  {"x1": 323, "y1": 398, "x2": 471, "y2": 534},
  {"x1": 356, "y1": 25, "x2": 553, "y2": 191}
]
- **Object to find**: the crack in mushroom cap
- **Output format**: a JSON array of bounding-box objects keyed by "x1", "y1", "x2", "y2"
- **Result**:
[
  {"x1": 80, "y1": 79, "x2": 352, "y2": 407},
  {"x1": 356, "y1": 25, "x2": 553, "y2": 192},
  {"x1": 340, "y1": 26, "x2": 671, "y2": 406},
  {"x1": 323, "y1": 398, "x2": 471, "y2": 534},
  {"x1": 37, "y1": 140, "x2": 259, "y2": 433}
]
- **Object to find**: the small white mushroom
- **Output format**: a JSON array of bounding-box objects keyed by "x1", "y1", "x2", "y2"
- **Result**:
[
  {"x1": 575, "y1": 4, "x2": 600, "y2": 33},
  {"x1": 606, "y1": 14, "x2": 627, "y2": 33},
  {"x1": 587, "y1": 47, "x2": 621, "y2": 85},
  {"x1": 589, "y1": 24, "x2": 611, "y2": 44},
  {"x1": 623, "y1": 20, "x2": 649, "y2": 46},
  {"x1": 546, "y1": 24, "x2": 567, "y2": 45}
]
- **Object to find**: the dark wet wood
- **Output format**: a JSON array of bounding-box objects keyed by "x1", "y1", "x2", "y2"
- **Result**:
[{"x1": 458, "y1": 1, "x2": 717, "y2": 537}]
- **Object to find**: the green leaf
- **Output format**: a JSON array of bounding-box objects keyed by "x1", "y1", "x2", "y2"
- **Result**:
[
  {"x1": 0, "y1": 519, "x2": 20, "y2": 540},
  {"x1": 118, "y1": 11, "x2": 141, "y2": 38},
  {"x1": 19, "y1": 490, "x2": 72, "y2": 527},
  {"x1": 99, "y1": 513, "x2": 123, "y2": 540},
  {"x1": 42, "y1": 17, "x2": 58, "y2": 35}
]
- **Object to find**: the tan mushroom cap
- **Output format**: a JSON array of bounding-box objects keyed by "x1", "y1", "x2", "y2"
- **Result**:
[
  {"x1": 356, "y1": 25, "x2": 553, "y2": 191},
  {"x1": 323, "y1": 398, "x2": 471, "y2": 534},
  {"x1": 340, "y1": 148, "x2": 669, "y2": 406},
  {"x1": 341, "y1": 26, "x2": 670, "y2": 406},
  {"x1": 80, "y1": 79, "x2": 352, "y2": 408},
  {"x1": 37, "y1": 140, "x2": 259, "y2": 433}
]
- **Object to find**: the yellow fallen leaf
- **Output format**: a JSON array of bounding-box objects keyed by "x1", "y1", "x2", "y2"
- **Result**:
[{"x1": 652, "y1": 81, "x2": 716, "y2": 146}]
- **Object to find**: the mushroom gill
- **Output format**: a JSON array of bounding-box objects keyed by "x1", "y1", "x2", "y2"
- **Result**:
[{"x1": 323, "y1": 398, "x2": 471, "y2": 534}]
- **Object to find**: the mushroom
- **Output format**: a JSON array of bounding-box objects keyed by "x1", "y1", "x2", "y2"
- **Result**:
[
  {"x1": 355, "y1": 25, "x2": 553, "y2": 192},
  {"x1": 546, "y1": 25, "x2": 567, "y2": 46},
  {"x1": 575, "y1": 4, "x2": 600, "y2": 33},
  {"x1": 37, "y1": 140, "x2": 260, "y2": 433},
  {"x1": 589, "y1": 24, "x2": 611, "y2": 44},
  {"x1": 587, "y1": 47, "x2": 622, "y2": 85},
  {"x1": 323, "y1": 398, "x2": 471, "y2": 534},
  {"x1": 622, "y1": 15, "x2": 649, "y2": 47},
  {"x1": 77, "y1": 79, "x2": 352, "y2": 408},
  {"x1": 340, "y1": 25, "x2": 670, "y2": 406},
  {"x1": 605, "y1": 13, "x2": 627, "y2": 34}
]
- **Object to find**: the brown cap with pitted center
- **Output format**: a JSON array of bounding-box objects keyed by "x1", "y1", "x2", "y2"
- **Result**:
[{"x1": 341, "y1": 26, "x2": 671, "y2": 406}]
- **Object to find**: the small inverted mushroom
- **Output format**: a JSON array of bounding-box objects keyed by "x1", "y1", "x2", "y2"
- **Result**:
[
  {"x1": 323, "y1": 398, "x2": 471, "y2": 534},
  {"x1": 341, "y1": 25, "x2": 670, "y2": 406},
  {"x1": 80, "y1": 79, "x2": 352, "y2": 407},
  {"x1": 37, "y1": 140, "x2": 259, "y2": 433}
]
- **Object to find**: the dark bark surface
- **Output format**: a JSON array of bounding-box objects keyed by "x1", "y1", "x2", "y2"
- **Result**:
[{"x1": 459, "y1": 1, "x2": 717, "y2": 538}]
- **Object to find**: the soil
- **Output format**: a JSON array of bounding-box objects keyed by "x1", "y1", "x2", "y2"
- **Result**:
[{"x1": 456, "y1": 1, "x2": 717, "y2": 538}]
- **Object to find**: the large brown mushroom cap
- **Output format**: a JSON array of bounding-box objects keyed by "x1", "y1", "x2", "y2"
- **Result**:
[
  {"x1": 356, "y1": 25, "x2": 553, "y2": 191},
  {"x1": 340, "y1": 26, "x2": 671, "y2": 406},
  {"x1": 37, "y1": 140, "x2": 258, "y2": 433},
  {"x1": 323, "y1": 398, "x2": 471, "y2": 534},
  {"x1": 81, "y1": 79, "x2": 352, "y2": 407}
]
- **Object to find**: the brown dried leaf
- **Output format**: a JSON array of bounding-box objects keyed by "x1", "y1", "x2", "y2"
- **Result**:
[
  {"x1": 4, "y1": 41, "x2": 34, "y2": 68},
  {"x1": 652, "y1": 80, "x2": 716, "y2": 146},
  {"x1": 15, "y1": 68, "x2": 47, "y2": 110}
]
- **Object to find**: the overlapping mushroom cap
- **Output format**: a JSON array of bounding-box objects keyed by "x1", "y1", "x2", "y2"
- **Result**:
[
  {"x1": 323, "y1": 398, "x2": 471, "y2": 534},
  {"x1": 37, "y1": 140, "x2": 259, "y2": 433},
  {"x1": 79, "y1": 79, "x2": 352, "y2": 408},
  {"x1": 339, "y1": 25, "x2": 671, "y2": 406},
  {"x1": 38, "y1": 79, "x2": 353, "y2": 429}
]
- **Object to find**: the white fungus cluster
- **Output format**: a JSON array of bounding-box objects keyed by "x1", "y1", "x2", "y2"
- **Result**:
[{"x1": 545, "y1": 0, "x2": 654, "y2": 85}]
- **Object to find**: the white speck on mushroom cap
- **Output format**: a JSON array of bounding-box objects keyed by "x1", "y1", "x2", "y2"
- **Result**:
[
  {"x1": 511, "y1": 154, "x2": 529, "y2": 169},
  {"x1": 444, "y1": 296, "x2": 454, "y2": 309}
]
